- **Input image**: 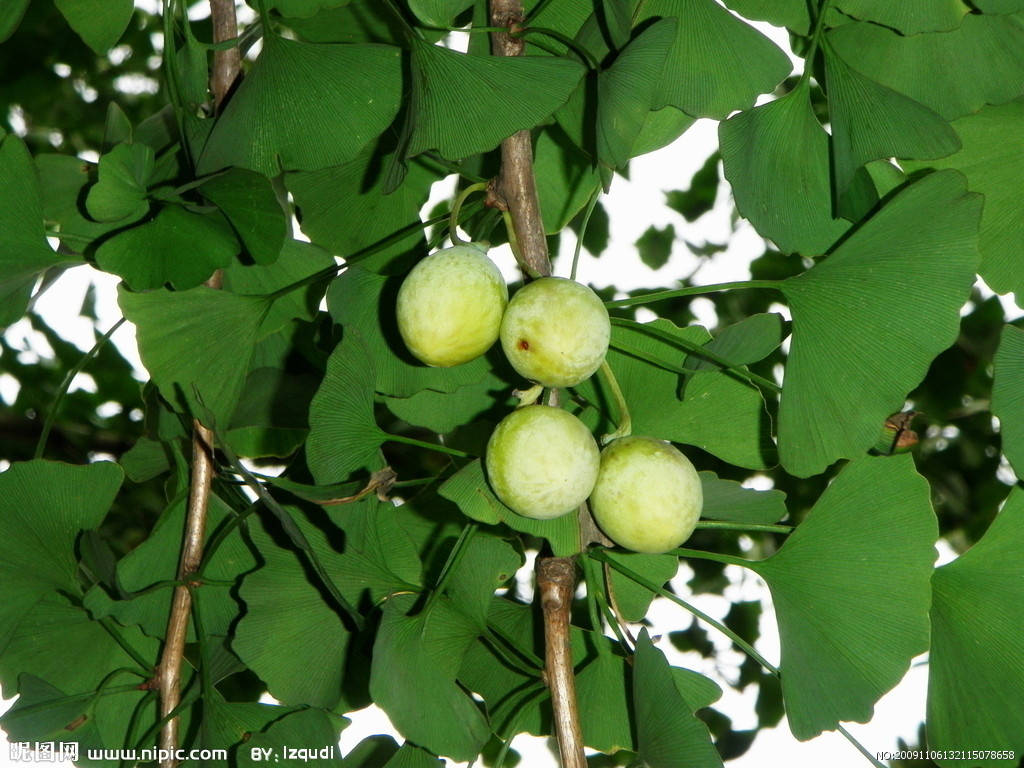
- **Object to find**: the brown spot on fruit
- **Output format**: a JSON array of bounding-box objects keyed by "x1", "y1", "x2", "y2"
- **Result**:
[{"x1": 519, "y1": 339, "x2": 530, "y2": 350}]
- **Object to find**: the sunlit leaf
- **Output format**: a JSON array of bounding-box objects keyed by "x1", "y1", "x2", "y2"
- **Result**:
[
  {"x1": 406, "y1": 37, "x2": 584, "y2": 161},
  {"x1": 777, "y1": 170, "x2": 982, "y2": 477},
  {"x1": 927, "y1": 487, "x2": 1024, "y2": 763},
  {"x1": 721, "y1": 0, "x2": 812, "y2": 34},
  {"x1": 119, "y1": 285, "x2": 272, "y2": 429},
  {"x1": 719, "y1": 82, "x2": 850, "y2": 256},
  {"x1": 904, "y1": 100, "x2": 1024, "y2": 309},
  {"x1": 637, "y1": 0, "x2": 791, "y2": 119},
  {"x1": 823, "y1": 39, "x2": 960, "y2": 200},
  {"x1": 198, "y1": 36, "x2": 402, "y2": 175},
  {"x1": 992, "y1": 324, "x2": 1024, "y2": 479},
  {"x1": 748, "y1": 455, "x2": 936, "y2": 739}
]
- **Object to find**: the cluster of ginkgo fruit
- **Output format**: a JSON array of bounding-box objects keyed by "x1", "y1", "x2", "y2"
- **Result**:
[{"x1": 395, "y1": 242, "x2": 703, "y2": 554}]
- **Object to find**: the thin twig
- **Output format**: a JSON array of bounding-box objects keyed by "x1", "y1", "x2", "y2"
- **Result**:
[
  {"x1": 156, "y1": 2, "x2": 240, "y2": 764},
  {"x1": 536, "y1": 557, "x2": 587, "y2": 768}
]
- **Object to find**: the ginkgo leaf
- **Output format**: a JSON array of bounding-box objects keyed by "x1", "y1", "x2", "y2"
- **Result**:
[
  {"x1": 827, "y1": 15, "x2": 1024, "y2": 122},
  {"x1": 118, "y1": 285, "x2": 272, "y2": 429},
  {"x1": 833, "y1": 0, "x2": 968, "y2": 35},
  {"x1": 699, "y1": 471, "x2": 787, "y2": 524},
  {"x1": 633, "y1": 629, "x2": 724, "y2": 767},
  {"x1": 992, "y1": 324, "x2": 1024, "y2": 479},
  {"x1": 53, "y1": 0, "x2": 132, "y2": 54},
  {"x1": 306, "y1": 331, "x2": 387, "y2": 485},
  {"x1": 777, "y1": 170, "x2": 982, "y2": 477},
  {"x1": 748, "y1": 455, "x2": 937, "y2": 740},
  {"x1": 823, "y1": 39, "x2": 960, "y2": 201},
  {"x1": 84, "y1": 143, "x2": 153, "y2": 223},
  {"x1": 719, "y1": 81, "x2": 850, "y2": 256},
  {"x1": 904, "y1": 100, "x2": 1024, "y2": 309},
  {"x1": 200, "y1": 167, "x2": 286, "y2": 265},
  {"x1": 237, "y1": 709, "x2": 348, "y2": 768},
  {"x1": 408, "y1": 0, "x2": 474, "y2": 27},
  {"x1": 95, "y1": 205, "x2": 240, "y2": 290},
  {"x1": 0, "y1": 0, "x2": 29, "y2": 41},
  {"x1": 0, "y1": 136, "x2": 78, "y2": 325},
  {"x1": 406, "y1": 37, "x2": 584, "y2": 161},
  {"x1": 927, "y1": 487, "x2": 1024, "y2": 763},
  {"x1": 198, "y1": 36, "x2": 402, "y2": 175},
  {"x1": 370, "y1": 594, "x2": 490, "y2": 762},
  {"x1": 636, "y1": 0, "x2": 791, "y2": 120}
]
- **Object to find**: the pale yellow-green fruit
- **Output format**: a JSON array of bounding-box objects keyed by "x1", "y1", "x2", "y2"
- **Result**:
[
  {"x1": 396, "y1": 244, "x2": 508, "y2": 367},
  {"x1": 500, "y1": 277, "x2": 610, "y2": 387},
  {"x1": 485, "y1": 405, "x2": 600, "y2": 520},
  {"x1": 589, "y1": 436, "x2": 703, "y2": 554}
]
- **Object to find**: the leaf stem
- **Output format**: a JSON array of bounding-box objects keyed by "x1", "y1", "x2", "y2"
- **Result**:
[
  {"x1": 672, "y1": 547, "x2": 756, "y2": 570},
  {"x1": 604, "y1": 280, "x2": 781, "y2": 309},
  {"x1": 799, "y1": 0, "x2": 835, "y2": 90},
  {"x1": 597, "y1": 361, "x2": 631, "y2": 444},
  {"x1": 590, "y1": 549, "x2": 780, "y2": 676},
  {"x1": 570, "y1": 186, "x2": 601, "y2": 281},
  {"x1": 695, "y1": 520, "x2": 793, "y2": 534},
  {"x1": 383, "y1": 432, "x2": 473, "y2": 458},
  {"x1": 35, "y1": 318, "x2": 125, "y2": 460},
  {"x1": 449, "y1": 182, "x2": 489, "y2": 246}
]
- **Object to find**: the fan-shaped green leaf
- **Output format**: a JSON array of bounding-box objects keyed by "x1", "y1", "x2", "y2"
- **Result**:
[
  {"x1": 828, "y1": 15, "x2": 1024, "y2": 123},
  {"x1": 406, "y1": 37, "x2": 584, "y2": 161},
  {"x1": 96, "y1": 205, "x2": 240, "y2": 290},
  {"x1": 534, "y1": 124, "x2": 604, "y2": 235},
  {"x1": 84, "y1": 143, "x2": 153, "y2": 223},
  {"x1": 636, "y1": 0, "x2": 791, "y2": 119},
  {"x1": 992, "y1": 325, "x2": 1024, "y2": 479},
  {"x1": 408, "y1": 0, "x2": 474, "y2": 27},
  {"x1": 633, "y1": 629, "x2": 724, "y2": 767},
  {"x1": 833, "y1": 0, "x2": 968, "y2": 34},
  {"x1": 596, "y1": 18, "x2": 677, "y2": 169},
  {"x1": 118, "y1": 285, "x2": 272, "y2": 429},
  {"x1": 0, "y1": 136, "x2": 79, "y2": 326},
  {"x1": 748, "y1": 455, "x2": 937, "y2": 740},
  {"x1": 438, "y1": 459, "x2": 581, "y2": 557},
  {"x1": 777, "y1": 170, "x2": 982, "y2": 477},
  {"x1": 222, "y1": 238, "x2": 336, "y2": 336},
  {"x1": 54, "y1": 0, "x2": 132, "y2": 54},
  {"x1": 719, "y1": 82, "x2": 851, "y2": 256},
  {"x1": 636, "y1": 224, "x2": 675, "y2": 270},
  {"x1": 600, "y1": 551, "x2": 680, "y2": 622},
  {"x1": 370, "y1": 594, "x2": 490, "y2": 762},
  {"x1": 198, "y1": 37, "x2": 402, "y2": 175},
  {"x1": 287, "y1": 139, "x2": 443, "y2": 274},
  {"x1": 327, "y1": 266, "x2": 492, "y2": 397},
  {"x1": 237, "y1": 708, "x2": 349, "y2": 768},
  {"x1": 306, "y1": 331, "x2": 387, "y2": 485},
  {"x1": 823, "y1": 39, "x2": 960, "y2": 200},
  {"x1": 721, "y1": 0, "x2": 812, "y2": 34},
  {"x1": 927, "y1": 488, "x2": 1024, "y2": 763},
  {"x1": 904, "y1": 100, "x2": 1024, "y2": 309},
  {"x1": 200, "y1": 167, "x2": 286, "y2": 265}
]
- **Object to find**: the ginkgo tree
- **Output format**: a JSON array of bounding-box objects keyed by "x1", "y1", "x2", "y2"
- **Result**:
[{"x1": 1, "y1": 0, "x2": 1023, "y2": 767}]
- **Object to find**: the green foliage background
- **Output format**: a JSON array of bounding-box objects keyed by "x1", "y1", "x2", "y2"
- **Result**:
[{"x1": 1, "y1": 0, "x2": 1023, "y2": 766}]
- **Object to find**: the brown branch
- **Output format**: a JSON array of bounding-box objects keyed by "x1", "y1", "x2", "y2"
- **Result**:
[
  {"x1": 488, "y1": 4, "x2": 591, "y2": 767},
  {"x1": 537, "y1": 557, "x2": 587, "y2": 768},
  {"x1": 489, "y1": 0, "x2": 551, "y2": 278},
  {"x1": 156, "y1": 3, "x2": 240, "y2": 765}
]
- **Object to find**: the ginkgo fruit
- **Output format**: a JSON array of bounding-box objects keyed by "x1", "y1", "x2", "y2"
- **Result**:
[
  {"x1": 589, "y1": 436, "x2": 703, "y2": 554},
  {"x1": 500, "y1": 277, "x2": 610, "y2": 387},
  {"x1": 396, "y1": 244, "x2": 508, "y2": 367},
  {"x1": 485, "y1": 405, "x2": 600, "y2": 520}
]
